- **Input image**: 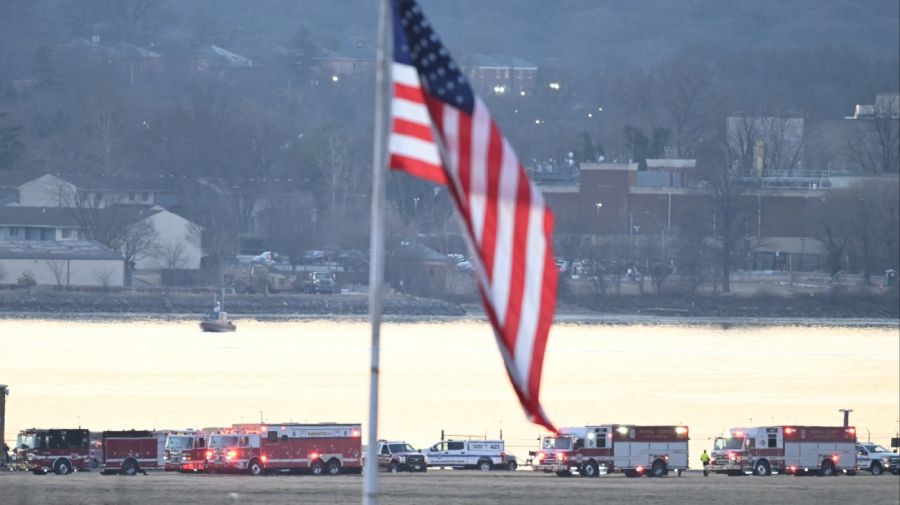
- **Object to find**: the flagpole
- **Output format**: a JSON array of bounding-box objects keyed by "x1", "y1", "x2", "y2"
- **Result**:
[{"x1": 364, "y1": 1, "x2": 391, "y2": 504}]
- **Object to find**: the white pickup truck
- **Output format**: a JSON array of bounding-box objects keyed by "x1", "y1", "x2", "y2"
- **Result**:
[
  {"x1": 422, "y1": 440, "x2": 517, "y2": 471},
  {"x1": 856, "y1": 443, "x2": 900, "y2": 475}
]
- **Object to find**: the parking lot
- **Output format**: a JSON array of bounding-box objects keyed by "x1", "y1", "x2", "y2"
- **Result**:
[{"x1": 3, "y1": 469, "x2": 899, "y2": 505}]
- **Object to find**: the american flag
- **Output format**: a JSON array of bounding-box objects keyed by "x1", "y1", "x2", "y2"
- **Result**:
[{"x1": 387, "y1": 0, "x2": 558, "y2": 431}]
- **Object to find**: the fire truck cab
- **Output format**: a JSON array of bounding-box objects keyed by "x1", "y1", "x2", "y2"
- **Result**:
[
  {"x1": 533, "y1": 425, "x2": 689, "y2": 478},
  {"x1": 708, "y1": 426, "x2": 857, "y2": 476},
  {"x1": 101, "y1": 430, "x2": 167, "y2": 475},
  {"x1": 164, "y1": 431, "x2": 209, "y2": 472},
  {"x1": 207, "y1": 423, "x2": 362, "y2": 476},
  {"x1": 14, "y1": 428, "x2": 91, "y2": 475}
]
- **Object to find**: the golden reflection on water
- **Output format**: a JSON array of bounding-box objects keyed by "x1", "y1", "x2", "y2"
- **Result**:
[{"x1": 2, "y1": 319, "x2": 898, "y2": 463}]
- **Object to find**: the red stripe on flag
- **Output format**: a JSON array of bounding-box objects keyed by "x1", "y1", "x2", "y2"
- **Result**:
[
  {"x1": 500, "y1": 170, "x2": 533, "y2": 352},
  {"x1": 392, "y1": 118, "x2": 434, "y2": 141},
  {"x1": 394, "y1": 82, "x2": 426, "y2": 103},
  {"x1": 457, "y1": 111, "x2": 473, "y2": 212},
  {"x1": 389, "y1": 154, "x2": 447, "y2": 185},
  {"x1": 528, "y1": 209, "x2": 558, "y2": 405},
  {"x1": 480, "y1": 123, "x2": 503, "y2": 280}
]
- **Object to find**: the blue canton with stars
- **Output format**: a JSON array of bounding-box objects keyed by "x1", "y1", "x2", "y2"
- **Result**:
[{"x1": 393, "y1": 0, "x2": 475, "y2": 115}]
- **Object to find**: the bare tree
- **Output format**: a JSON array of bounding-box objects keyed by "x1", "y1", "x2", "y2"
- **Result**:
[
  {"x1": 657, "y1": 53, "x2": 720, "y2": 158},
  {"x1": 699, "y1": 142, "x2": 750, "y2": 293},
  {"x1": 726, "y1": 114, "x2": 805, "y2": 175},
  {"x1": 260, "y1": 193, "x2": 316, "y2": 271},
  {"x1": 93, "y1": 266, "x2": 117, "y2": 291},
  {"x1": 44, "y1": 259, "x2": 67, "y2": 289},
  {"x1": 64, "y1": 190, "x2": 158, "y2": 284},
  {"x1": 845, "y1": 101, "x2": 900, "y2": 174},
  {"x1": 156, "y1": 241, "x2": 187, "y2": 270},
  {"x1": 813, "y1": 196, "x2": 852, "y2": 276}
]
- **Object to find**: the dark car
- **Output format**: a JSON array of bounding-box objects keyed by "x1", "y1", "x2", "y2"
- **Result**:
[
  {"x1": 338, "y1": 250, "x2": 368, "y2": 272},
  {"x1": 302, "y1": 271, "x2": 337, "y2": 294}
]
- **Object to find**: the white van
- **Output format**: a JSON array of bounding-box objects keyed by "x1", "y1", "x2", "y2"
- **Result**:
[{"x1": 423, "y1": 440, "x2": 517, "y2": 471}]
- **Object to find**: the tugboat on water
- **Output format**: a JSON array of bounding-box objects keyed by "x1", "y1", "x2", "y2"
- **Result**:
[{"x1": 200, "y1": 297, "x2": 236, "y2": 332}]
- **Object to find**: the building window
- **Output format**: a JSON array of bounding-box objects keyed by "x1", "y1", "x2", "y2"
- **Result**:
[
  {"x1": 9, "y1": 227, "x2": 19, "y2": 237},
  {"x1": 142, "y1": 192, "x2": 150, "y2": 201},
  {"x1": 129, "y1": 192, "x2": 136, "y2": 201},
  {"x1": 516, "y1": 69, "x2": 523, "y2": 79},
  {"x1": 61, "y1": 229, "x2": 73, "y2": 239},
  {"x1": 503, "y1": 69, "x2": 509, "y2": 78}
]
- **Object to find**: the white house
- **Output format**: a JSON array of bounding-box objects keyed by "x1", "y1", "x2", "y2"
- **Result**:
[
  {"x1": 0, "y1": 240, "x2": 124, "y2": 288},
  {"x1": 0, "y1": 205, "x2": 202, "y2": 271}
]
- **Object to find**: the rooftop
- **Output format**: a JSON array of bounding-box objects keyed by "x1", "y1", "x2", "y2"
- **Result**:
[{"x1": 0, "y1": 240, "x2": 122, "y2": 260}]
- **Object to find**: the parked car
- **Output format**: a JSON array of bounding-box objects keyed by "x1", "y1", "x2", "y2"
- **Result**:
[
  {"x1": 301, "y1": 271, "x2": 337, "y2": 294},
  {"x1": 456, "y1": 261, "x2": 474, "y2": 273},
  {"x1": 554, "y1": 257, "x2": 568, "y2": 273},
  {"x1": 338, "y1": 250, "x2": 368, "y2": 272},
  {"x1": 375, "y1": 440, "x2": 427, "y2": 473},
  {"x1": 422, "y1": 439, "x2": 517, "y2": 471},
  {"x1": 303, "y1": 250, "x2": 325, "y2": 264},
  {"x1": 857, "y1": 443, "x2": 900, "y2": 475}
]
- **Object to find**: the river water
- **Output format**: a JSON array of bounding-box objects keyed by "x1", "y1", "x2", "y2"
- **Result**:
[{"x1": 2, "y1": 318, "x2": 898, "y2": 464}]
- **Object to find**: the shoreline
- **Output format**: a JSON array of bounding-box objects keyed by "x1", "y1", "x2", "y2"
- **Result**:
[
  {"x1": 0, "y1": 310, "x2": 896, "y2": 328},
  {"x1": 1, "y1": 290, "x2": 897, "y2": 328}
]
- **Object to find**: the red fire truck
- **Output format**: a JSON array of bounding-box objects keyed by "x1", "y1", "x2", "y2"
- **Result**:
[
  {"x1": 207, "y1": 423, "x2": 362, "y2": 475},
  {"x1": 164, "y1": 431, "x2": 209, "y2": 472},
  {"x1": 14, "y1": 428, "x2": 92, "y2": 475},
  {"x1": 708, "y1": 426, "x2": 857, "y2": 476},
  {"x1": 101, "y1": 430, "x2": 167, "y2": 475},
  {"x1": 533, "y1": 425, "x2": 690, "y2": 478}
]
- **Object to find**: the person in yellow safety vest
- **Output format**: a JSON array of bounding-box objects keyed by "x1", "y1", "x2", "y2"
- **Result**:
[{"x1": 700, "y1": 449, "x2": 711, "y2": 476}]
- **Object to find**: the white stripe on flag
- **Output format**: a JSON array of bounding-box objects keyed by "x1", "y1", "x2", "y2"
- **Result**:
[
  {"x1": 392, "y1": 62, "x2": 421, "y2": 87},
  {"x1": 469, "y1": 98, "x2": 491, "y2": 244},
  {"x1": 513, "y1": 196, "x2": 547, "y2": 396},
  {"x1": 489, "y1": 138, "x2": 520, "y2": 326},
  {"x1": 441, "y1": 106, "x2": 460, "y2": 179},
  {"x1": 392, "y1": 98, "x2": 432, "y2": 125},
  {"x1": 389, "y1": 133, "x2": 442, "y2": 165}
]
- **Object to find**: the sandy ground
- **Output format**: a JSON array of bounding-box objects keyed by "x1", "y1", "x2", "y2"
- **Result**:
[{"x1": 2, "y1": 470, "x2": 899, "y2": 505}]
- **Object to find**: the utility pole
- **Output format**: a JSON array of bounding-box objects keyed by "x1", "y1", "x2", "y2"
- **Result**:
[
  {"x1": 838, "y1": 408, "x2": 853, "y2": 428},
  {"x1": 0, "y1": 385, "x2": 8, "y2": 459}
]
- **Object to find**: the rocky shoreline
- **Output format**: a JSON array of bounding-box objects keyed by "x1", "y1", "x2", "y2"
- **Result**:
[
  {"x1": 0, "y1": 290, "x2": 465, "y2": 317},
  {"x1": 1, "y1": 289, "x2": 897, "y2": 324}
]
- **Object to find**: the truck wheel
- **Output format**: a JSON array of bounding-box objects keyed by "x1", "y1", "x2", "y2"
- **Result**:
[
  {"x1": 326, "y1": 459, "x2": 342, "y2": 476},
  {"x1": 819, "y1": 459, "x2": 836, "y2": 477},
  {"x1": 310, "y1": 460, "x2": 325, "y2": 476},
  {"x1": 478, "y1": 460, "x2": 492, "y2": 472},
  {"x1": 248, "y1": 459, "x2": 263, "y2": 476},
  {"x1": 54, "y1": 459, "x2": 72, "y2": 475},
  {"x1": 754, "y1": 460, "x2": 771, "y2": 477},
  {"x1": 507, "y1": 461, "x2": 518, "y2": 472},
  {"x1": 650, "y1": 459, "x2": 667, "y2": 477},
  {"x1": 389, "y1": 462, "x2": 400, "y2": 473},
  {"x1": 581, "y1": 461, "x2": 599, "y2": 478},
  {"x1": 870, "y1": 462, "x2": 883, "y2": 476},
  {"x1": 121, "y1": 459, "x2": 138, "y2": 476}
]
